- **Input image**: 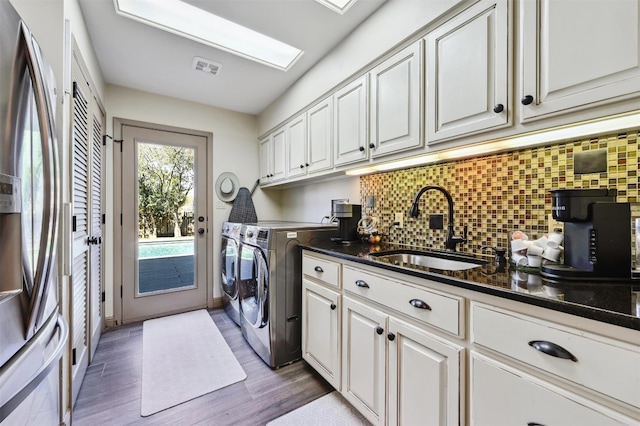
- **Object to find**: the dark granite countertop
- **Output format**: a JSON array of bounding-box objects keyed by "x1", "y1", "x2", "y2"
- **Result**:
[{"x1": 300, "y1": 241, "x2": 640, "y2": 332}]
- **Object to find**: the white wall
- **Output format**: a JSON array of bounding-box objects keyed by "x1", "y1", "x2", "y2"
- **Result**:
[
  {"x1": 278, "y1": 177, "x2": 360, "y2": 222},
  {"x1": 258, "y1": 0, "x2": 465, "y2": 135},
  {"x1": 104, "y1": 84, "x2": 281, "y2": 316}
]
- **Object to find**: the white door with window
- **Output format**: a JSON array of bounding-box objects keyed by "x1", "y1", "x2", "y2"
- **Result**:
[{"x1": 120, "y1": 125, "x2": 208, "y2": 323}]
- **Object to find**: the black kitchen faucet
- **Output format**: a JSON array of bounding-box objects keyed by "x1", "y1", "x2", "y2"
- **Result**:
[{"x1": 409, "y1": 185, "x2": 467, "y2": 251}]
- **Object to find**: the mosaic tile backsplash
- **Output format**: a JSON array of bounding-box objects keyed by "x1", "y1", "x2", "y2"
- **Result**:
[{"x1": 359, "y1": 129, "x2": 640, "y2": 263}]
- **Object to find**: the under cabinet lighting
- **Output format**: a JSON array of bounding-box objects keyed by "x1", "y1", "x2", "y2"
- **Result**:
[
  {"x1": 114, "y1": 0, "x2": 303, "y2": 71},
  {"x1": 316, "y1": 0, "x2": 359, "y2": 15},
  {"x1": 346, "y1": 111, "x2": 640, "y2": 176}
]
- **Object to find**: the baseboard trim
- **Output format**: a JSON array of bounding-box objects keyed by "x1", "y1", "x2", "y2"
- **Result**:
[{"x1": 211, "y1": 296, "x2": 223, "y2": 309}]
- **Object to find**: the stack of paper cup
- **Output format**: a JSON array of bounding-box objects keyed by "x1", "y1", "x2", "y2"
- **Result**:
[{"x1": 510, "y1": 230, "x2": 563, "y2": 267}]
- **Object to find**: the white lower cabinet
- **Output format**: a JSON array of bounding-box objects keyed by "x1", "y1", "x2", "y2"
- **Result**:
[
  {"x1": 470, "y1": 352, "x2": 637, "y2": 426},
  {"x1": 302, "y1": 278, "x2": 341, "y2": 389},
  {"x1": 387, "y1": 317, "x2": 462, "y2": 426},
  {"x1": 342, "y1": 296, "x2": 462, "y2": 426},
  {"x1": 342, "y1": 296, "x2": 387, "y2": 425},
  {"x1": 301, "y1": 252, "x2": 640, "y2": 426}
]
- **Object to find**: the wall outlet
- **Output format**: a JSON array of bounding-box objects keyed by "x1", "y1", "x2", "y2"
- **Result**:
[
  {"x1": 548, "y1": 213, "x2": 563, "y2": 234},
  {"x1": 365, "y1": 195, "x2": 375, "y2": 209},
  {"x1": 394, "y1": 212, "x2": 404, "y2": 229}
]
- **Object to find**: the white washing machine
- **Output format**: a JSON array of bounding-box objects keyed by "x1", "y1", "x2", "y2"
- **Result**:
[
  {"x1": 238, "y1": 221, "x2": 337, "y2": 368},
  {"x1": 220, "y1": 222, "x2": 242, "y2": 326}
]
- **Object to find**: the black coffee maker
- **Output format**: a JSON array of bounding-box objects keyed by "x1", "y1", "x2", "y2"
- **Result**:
[
  {"x1": 330, "y1": 202, "x2": 361, "y2": 244},
  {"x1": 541, "y1": 189, "x2": 631, "y2": 281}
]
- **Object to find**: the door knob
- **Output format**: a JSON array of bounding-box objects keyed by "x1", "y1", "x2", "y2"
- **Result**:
[
  {"x1": 493, "y1": 103, "x2": 504, "y2": 113},
  {"x1": 376, "y1": 326, "x2": 384, "y2": 335},
  {"x1": 198, "y1": 228, "x2": 205, "y2": 235},
  {"x1": 330, "y1": 303, "x2": 337, "y2": 310},
  {"x1": 387, "y1": 332, "x2": 396, "y2": 341},
  {"x1": 198, "y1": 216, "x2": 205, "y2": 222}
]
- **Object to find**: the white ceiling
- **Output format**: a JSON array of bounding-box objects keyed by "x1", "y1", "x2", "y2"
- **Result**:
[{"x1": 78, "y1": 0, "x2": 387, "y2": 115}]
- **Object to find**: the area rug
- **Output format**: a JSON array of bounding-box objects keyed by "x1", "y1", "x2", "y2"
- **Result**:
[
  {"x1": 266, "y1": 391, "x2": 371, "y2": 425},
  {"x1": 141, "y1": 309, "x2": 246, "y2": 416}
]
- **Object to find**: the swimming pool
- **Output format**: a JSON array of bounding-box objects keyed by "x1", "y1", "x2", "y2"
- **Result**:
[{"x1": 138, "y1": 240, "x2": 194, "y2": 259}]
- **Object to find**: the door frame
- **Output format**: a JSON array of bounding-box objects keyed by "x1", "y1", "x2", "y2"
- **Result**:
[{"x1": 112, "y1": 118, "x2": 214, "y2": 325}]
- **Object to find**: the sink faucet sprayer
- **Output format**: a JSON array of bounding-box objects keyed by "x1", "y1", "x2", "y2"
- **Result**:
[{"x1": 408, "y1": 185, "x2": 467, "y2": 251}]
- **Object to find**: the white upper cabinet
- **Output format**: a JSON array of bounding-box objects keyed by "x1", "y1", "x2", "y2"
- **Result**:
[
  {"x1": 426, "y1": 0, "x2": 510, "y2": 143},
  {"x1": 259, "y1": 136, "x2": 271, "y2": 184},
  {"x1": 259, "y1": 127, "x2": 286, "y2": 184},
  {"x1": 307, "y1": 98, "x2": 333, "y2": 174},
  {"x1": 334, "y1": 75, "x2": 369, "y2": 167},
  {"x1": 520, "y1": 0, "x2": 640, "y2": 122},
  {"x1": 286, "y1": 114, "x2": 307, "y2": 179},
  {"x1": 369, "y1": 41, "x2": 423, "y2": 157}
]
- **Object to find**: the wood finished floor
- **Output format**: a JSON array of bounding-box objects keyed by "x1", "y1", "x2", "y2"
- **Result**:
[{"x1": 72, "y1": 309, "x2": 333, "y2": 425}]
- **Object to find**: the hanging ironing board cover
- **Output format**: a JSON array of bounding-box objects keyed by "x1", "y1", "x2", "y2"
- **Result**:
[{"x1": 228, "y1": 187, "x2": 258, "y2": 223}]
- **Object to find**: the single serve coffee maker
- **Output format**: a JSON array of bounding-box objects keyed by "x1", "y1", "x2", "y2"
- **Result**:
[
  {"x1": 541, "y1": 189, "x2": 631, "y2": 281},
  {"x1": 330, "y1": 201, "x2": 361, "y2": 244}
]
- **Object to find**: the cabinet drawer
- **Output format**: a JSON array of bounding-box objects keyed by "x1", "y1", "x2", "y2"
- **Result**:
[
  {"x1": 302, "y1": 253, "x2": 341, "y2": 288},
  {"x1": 343, "y1": 265, "x2": 463, "y2": 336},
  {"x1": 471, "y1": 303, "x2": 640, "y2": 408},
  {"x1": 470, "y1": 352, "x2": 637, "y2": 426}
]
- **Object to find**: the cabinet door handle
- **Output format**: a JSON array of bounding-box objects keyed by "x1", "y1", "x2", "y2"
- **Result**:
[
  {"x1": 409, "y1": 299, "x2": 431, "y2": 310},
  {"x1": 369, "y1": 143, "x2": 375, "y2": 149},
  {"x1": 355, "y1": 280, "x2": 369, "y2": 288},
  {"x1": 314, "y1": 266, "x2": 324, "y2": 273},
  {"x1": 358, "y1": 146, "x2": 365, "y2": 152},
  {"x1": 528, "y1": 340, "x2": 578, "y2": 362},
  {"x1": 493, "y1": 103, "x2": 504, "y2": 113},
  {"x1": 521, "y1": 95, "x2": 534, "y2": 105},
  {"x1": 376, "y1": 326, "x2": 384, "y2": 335},
  {"x1": 330, "y1": 303, "x2": 337, "y2": 310},
  {"x1": 387, "y1": 332, "x2": 396, "y2": 341},
  {"x1": 527, "y1": 423, "x2": 547, "y2": 426},
  {"x1": 300, "y1": 164, "x2": 304, "y2": 169}
]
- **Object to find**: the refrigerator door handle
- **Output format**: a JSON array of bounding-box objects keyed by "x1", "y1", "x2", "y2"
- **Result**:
[{"x1": 0, "y1": 314, "x2": 68, "y2": 423}]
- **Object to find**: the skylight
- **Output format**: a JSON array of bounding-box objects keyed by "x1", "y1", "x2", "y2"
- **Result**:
[
  {"x1": 316, "y1": 0, "x2": 358, "y2": 15},
  {"x1": 114, "y1": 0, "x2": 303, "y2": 71}
]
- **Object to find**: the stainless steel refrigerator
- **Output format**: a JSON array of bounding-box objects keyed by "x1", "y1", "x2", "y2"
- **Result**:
[{"x1": 0, "y1": 1, "x2": 68, "y2": 424}]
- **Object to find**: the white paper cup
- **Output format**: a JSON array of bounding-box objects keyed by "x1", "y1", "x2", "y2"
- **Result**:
[
  {"x1": 527, "y1": 255, "x2": 542, "y2": 268},
  {"x1": 527, "y1": 274, "x2": 542, "y2": 287},
  {"x1": 533, "y1": 236, "x2": 548, "y2": 247},
  {"x1": 511, "y1": 239, "x2": 530, "y2": 253},
  {"x1": 514, "y1": 271, "x2": 529, "y2": 281},
  {"x1": 542, "y1": 246, "x2": 562, "y2": 262},
  {"x1": 511, "y1": 252, "x2": 528, "y2": 266},
  {"x1": 527, "y1": 244, "x2": 544, "y2": 256},
  {"x1": 547, "y1": 232, "x2": 564, "y2": 248}
]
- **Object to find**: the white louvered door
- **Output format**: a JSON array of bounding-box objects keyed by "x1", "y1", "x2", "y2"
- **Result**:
[
  {"x1": 70, "y1": 56, "x2": 105, "y2": 406},
  {"x1": 71, "y1": 71, "x2": 89, "y2": 407},
  {"x1": 89, "y1": 100, "x2": 104, "y2": 358}
]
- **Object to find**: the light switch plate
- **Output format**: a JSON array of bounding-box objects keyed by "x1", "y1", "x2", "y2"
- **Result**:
[
  {"x1": 394, "y1": 212, "x2": 404, "y2": 228},
  {"x1": 548, "y1": 213, "x2": 563, "y2": 234}
]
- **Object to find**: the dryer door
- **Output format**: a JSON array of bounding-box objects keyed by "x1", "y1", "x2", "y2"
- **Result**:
[
  {"x1": 239, "y1": 244, "x2": 268, "y2": 329},
  {"x1": 220, "y1": 236, "x2": 238, "y2": 301}
]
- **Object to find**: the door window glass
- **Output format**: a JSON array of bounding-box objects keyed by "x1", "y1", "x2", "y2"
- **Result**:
[{"x1": 136, "y1": 142, "x2": 195, "y2": 295}]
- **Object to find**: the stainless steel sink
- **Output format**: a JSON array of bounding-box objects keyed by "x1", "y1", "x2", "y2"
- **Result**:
[{"x1": 369, "y1": 250, "x2": 487, "y2": 271}]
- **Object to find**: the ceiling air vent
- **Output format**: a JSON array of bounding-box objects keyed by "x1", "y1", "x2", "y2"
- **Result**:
[{"x1": 192, "y1": 57, "x2": 222, "y2": 76}]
